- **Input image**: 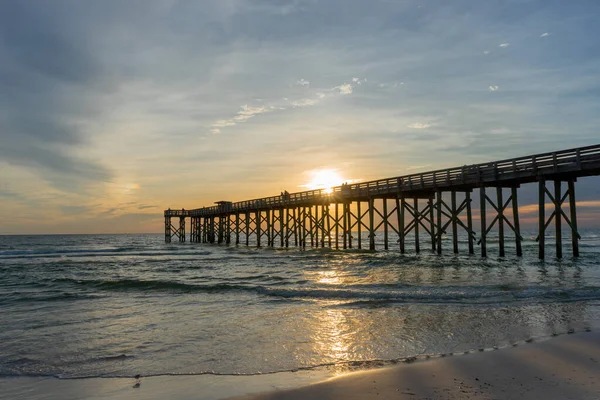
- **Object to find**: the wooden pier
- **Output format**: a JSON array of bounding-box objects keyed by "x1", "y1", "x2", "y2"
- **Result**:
[{"x1": 164, "y1": 144, "x2": 600, "y2": 259}]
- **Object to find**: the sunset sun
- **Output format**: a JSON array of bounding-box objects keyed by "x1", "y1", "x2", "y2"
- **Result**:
[{"x1": 304, "y1": 169, "x2": 345, "y2": 194}]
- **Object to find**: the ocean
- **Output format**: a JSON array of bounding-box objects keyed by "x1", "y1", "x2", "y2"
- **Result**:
[{"x1": 1, "y1": 231, "x2": 600, "y2": 393}]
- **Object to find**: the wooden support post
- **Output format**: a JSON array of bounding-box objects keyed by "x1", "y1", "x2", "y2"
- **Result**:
[
  {"x1": 191, "y1": 217, "x2": 195, "y2": 243},
  {"x1": 190, "y1": 217, "x2": 194, "y2": 242},
  {"x1": 369, "y1": 198, "x2": 375, "y2": 250},
  {"x1": 497, "y1": 187, "x2": 505, "y2": 257},
  {"x1": 189, "y1": 217, "x2": 193, "y2": 242},
  {"x1": 357, "y1": 201, "x2": 362, "y2": 249},
  {"x1": 539, "y1": 179, "x2": 545, "y2": 259},
  {"x1": 216, "y1": 217, "x2": 222, "y2": 244},
  {"x1": 334, "y1": 203, "x2": 339, "y2": 249},
  {"x1": 383, "y1": 199, "x2": 389, "y2": 250},
  {"x1": 451, "y1": 191, "x2": 458, "y2": 254},
  {"x1": 235, "y1": 214, "x2": 240, "y2": 245},
  {"x1": 284, "y1": 208, "x2": 290, "y2": 248},
  {"x1": 327, "y1": 205, "x2": 332, "y2": 248},
  {"x1": 245, "y1": 213, "x2": 250, "y2": 246},
  {"x1": 436, "y1": 191, "x2": 442, "y2": 255},
  {"x1": 180, "y1": 217, "x2": 186, "y2": 243},
  {"x1": 280, "y1": 209, "x2": 284, "y2": 247},
  {"x1": 414, "y1": 198, "x2": 420, "y2": 253},
  {"x1": 226, "y1": 215, "x2": 231, "y2": 245},
  {"x1": 301, "y1": 207, "x2": 307, "y2": 249},
  {"x1": 554, "y1": 180, "x2": 562, "y2": 258},
  {"x1": 256, "y1": 211, "x2": 261, "y2": 248},
  {"x1": 298, "y1": 208, "x2": 303, "y2": 248},
  {"x1": 209, "y1": 217, "x2": 215, "y2": 243},
  {"x1": 343, "y1": 203, "x2": 348, "y2": 249},
  {"x1": 309, "y1": 206, "x2": 314, "y2": 247},
  {"x1": 293, "y1": 207, "x2": 298, "y2": 247},
  {"x1": 568, "y1": 180, "x2": 579, "y2": 257},
  {"x1": 347, "y1": 203, "x2": 353, "y2": 249},
  {"x1": 466, "y1": 192, "x2": 474, "y2": 255},
  {"x1": 269, "y1": 209, "x2": 274, "y2": 247},
  {"x1": 165, "y1": 216, "x2": 171, "y2": 243},
  {"x1": 480, "y1": 186, "x2": 487, "y2": 257},
  {"x1": 512, "y1": 187, "x2": 522, "y2": 257},
  {"x1": 429, "y1": 197, "x2": 435, "y2": 252},
  {"x1": 314, "y1": 206, "x2": 319, "y2": 248},
  {"x1": 397, "y1": 197, "x2": 404, "y2": 253},
  {"x1": 204, "y1": 218, "x2": 207, "y2": 243},
  {"x1": 320, "y1": 205, "x2": 325, "y2": 248}
]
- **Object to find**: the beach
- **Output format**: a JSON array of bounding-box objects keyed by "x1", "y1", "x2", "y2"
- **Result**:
[
  {"x1": 235, "y1": 331, "x2": 600, "y2": 400},
  {"x1": 2, "y1": 331, "x2": 599, "y2": 400}
]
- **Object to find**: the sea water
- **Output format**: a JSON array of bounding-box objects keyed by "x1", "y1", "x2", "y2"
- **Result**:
[{"x1": 1, "y1": 232, "x2": 599, "y2": 383}]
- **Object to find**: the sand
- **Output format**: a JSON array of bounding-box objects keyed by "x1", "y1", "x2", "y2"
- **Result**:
[
  {"x1": 2, "y1": 332, "x2": 599, "y2": 400},
  {"x1": 234, "y1": 331, "x2": 600, "y2": 400}
]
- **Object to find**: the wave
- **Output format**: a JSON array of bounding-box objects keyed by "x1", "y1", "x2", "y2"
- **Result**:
[
  {"x1": 0, "y1": 248, "x2": 212, "y2": 259},
  {"x1": 0, "y1": 291, "x2": 102, "y2": 304},
  {"x1": 50, "y1": 277, "x2": 600, "y2": 304}
]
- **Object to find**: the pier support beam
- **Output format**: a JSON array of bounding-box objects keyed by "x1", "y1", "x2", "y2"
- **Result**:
[
  {"x1": 536, "y1": 178, "x2": 581, "y2": 259},
  {"x1": 478, "y1": 186, "x2": 522, "y2": 258},
  {"x1": 165, "y1": 216, "x2": 172, "y2": 243},
  {"x1": 235, "y1": 213, "x2": 240, "y2": 245},
  {"x1": 398, "y1": 196, "x2": 434, "y2": 253},
  {"x1": 368, "y1": 198, "x2": 375, "y2": 250},
  {"x1": 434, "y1": 190, "x2": 475, "y2": 255},
  {"x1": 179, "y1": 217, "x2": 186, "y2": 243}
]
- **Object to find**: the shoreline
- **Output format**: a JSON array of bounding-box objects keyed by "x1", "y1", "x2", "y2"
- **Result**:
[
  {"x1": 233, "y1": 331, "x2": 600, "y2": 400},
  {"x1": 2, "y1": 331, "x2": 600, "y2": 400}
]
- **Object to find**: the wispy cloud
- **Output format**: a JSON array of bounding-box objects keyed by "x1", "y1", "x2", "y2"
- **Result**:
[
  {"x1": 540, "y1": 32, "x2": 550, "y2": 38},
  {"x1": 291, "y1": 98, "x2": 319, "y2": 107},
  {"x1": 407, "y1": 123, "x2": 432, "y2": 129},
  {"x1": 335, "y1": 77, "x2": 365, "y2": 95},
  {"x1": 211, "y1": 104, "x2": 280, "y2": 134},
  {"x1": 210, "y1": 78, "x2": 365, "y2": 134},
  {"x1": 489, "y1": 85, "x2": 499, "y2": 91},
  {"x1": 499, "y1": 43, "x2": 510, "y2": 48},
  {"x1": 335, "y1": 83, "x2": 354, "y2": 95}
]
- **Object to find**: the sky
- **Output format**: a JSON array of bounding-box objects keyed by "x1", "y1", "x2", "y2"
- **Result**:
[{"x1": 1, "y1": 0, "x2": 600, "y2": 234}]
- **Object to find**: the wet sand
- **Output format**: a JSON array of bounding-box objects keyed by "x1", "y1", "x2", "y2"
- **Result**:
[
  {"x1": 234, "y1": 331, "x2": 600, "y2": 400},
  {"x1": 2, "y1": 332, "x2": 599, "y2": 400}
]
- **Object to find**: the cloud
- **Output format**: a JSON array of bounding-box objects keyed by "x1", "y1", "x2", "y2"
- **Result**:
[
  {"x1": 291, "y1": 98, "x2": 319, "y2": 107},
  {"x1": 234, "y1": 104, "x2": 279, "y2": 122},
  {"x1": 210, "y1": 104, "x2": 281, "y2": 133},
  {"x1": 0, "y1": 1, "x2": 112, "y2": 192},
  {"x1": 489, "y1": 85, "x2": 499, "y2": 91},
  {"x1": 209, "y1": 78, "x2": 364, "y2": 134},
  {"x1": 499, "y1": 43, "x2": 510, "y2": 48},
  {"x1": 540, "y1": 32, "x2": 550, "y2": 37},
  {"x1": 483, "y1": 50, "x2": 490, "y2": 55},
  {"x1": 407, "y1": 123, "x2": 432, "y2": 129},
  {"x1": 335, "y1": 83, "x2": 354, "y2": 95}
]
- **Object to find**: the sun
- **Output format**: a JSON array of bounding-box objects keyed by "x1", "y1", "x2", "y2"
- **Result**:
[{"x1": 304, "y1": 169, "x2": 345, "y2": 194}]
